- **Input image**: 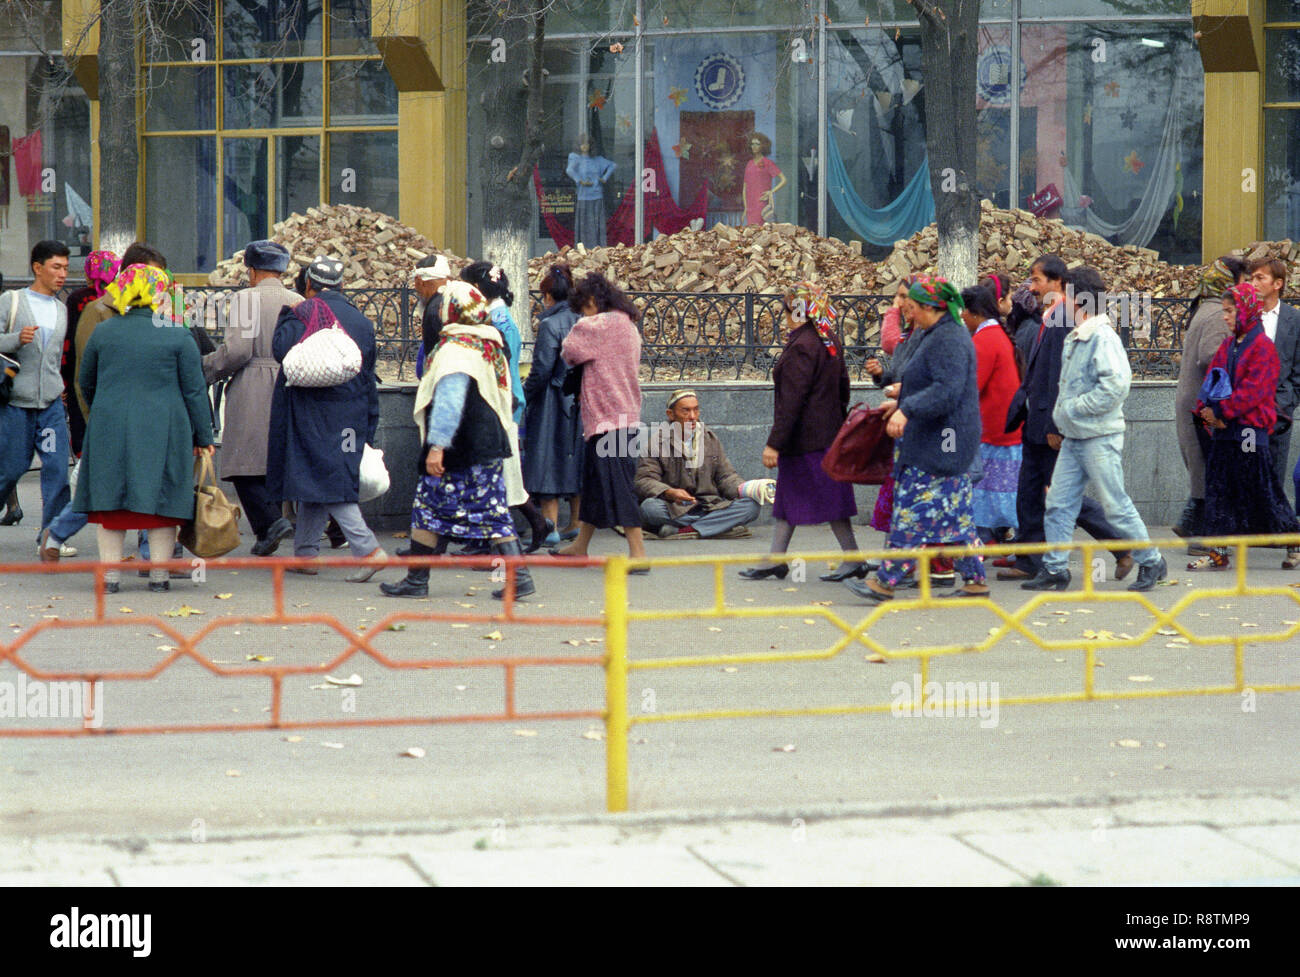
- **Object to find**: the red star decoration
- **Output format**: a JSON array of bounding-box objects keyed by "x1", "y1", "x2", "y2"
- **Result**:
[
  {"x1": 1104, "y1": 81, "x2": 1120, "y2": 97},
  {"x1": 588, "y1": 91, "x2": 606, "y2": 111}
]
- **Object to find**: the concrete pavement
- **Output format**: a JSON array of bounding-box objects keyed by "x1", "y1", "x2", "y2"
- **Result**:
[{"x1": 3, "y1": 789, "x2": 1299, "y2": 885}]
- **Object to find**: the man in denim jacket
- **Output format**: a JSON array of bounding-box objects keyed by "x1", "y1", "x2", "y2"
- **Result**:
[{"x1": 1022, "y1": 266, "x2": 1167, "y2": 592}]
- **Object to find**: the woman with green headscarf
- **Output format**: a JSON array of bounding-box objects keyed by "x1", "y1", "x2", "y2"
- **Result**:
[
  {"x1": 844, "y1": 274, "x2": 986, "y2": 602},
  {"x1": 73, "y1": 263, "x2": 215, "y2": 594},
  {"x1": 1173, "y1": 256, "x2": 1247, "y2": 541}
]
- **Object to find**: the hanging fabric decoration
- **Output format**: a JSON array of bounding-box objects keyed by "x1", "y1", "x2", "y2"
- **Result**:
[
  {"x1": 1060, "y1": 68, "x2": 1182, "y2": 250},
  {"x1": 825, "y1": 125, "x2": 935, "y2": 245},
  {"x1": 12, "y1": 131, "x2": 43, "y2": 198}
]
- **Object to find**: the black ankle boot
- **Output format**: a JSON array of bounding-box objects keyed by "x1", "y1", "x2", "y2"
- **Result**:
[
  {"x1": 380, "y1": 539, "x2": 435, "y2": 598},
  {"x1": 1172, "y1": 498, "x2": 1201, "y2": 538},
  {"x1": 491, "y1": 538, "x2": 535, "y2": 599},
  {"x1": 515, "y1": 501, "x2": 550, "y2": 554}
]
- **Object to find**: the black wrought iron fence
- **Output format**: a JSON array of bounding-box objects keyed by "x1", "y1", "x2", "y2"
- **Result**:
[{"x1": 8, "y1": 281, "x2": 1200, "y2": 382}]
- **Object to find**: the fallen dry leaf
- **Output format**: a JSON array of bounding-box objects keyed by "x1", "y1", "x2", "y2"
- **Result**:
[
  {"x1": 482, "y1": 630, "x2": 504, "y2": 641},
  {"x1": 283, "y1": 735, "x2": 303, "y2": 743},
  {"x1": 1241, "y1": 622, "x2": 1259, "y2": 628},
  {"x1": 386, "y1": 622, "x2": 408, "y2": 631},
  {"x1": 246, "y1": 654, "x2": 272, "y2": 662},
  {"x1": 563, "y1": 639, "x2": 582, "y2": 647},
  {"x1": 803, "y1": 618, "x2": 816, "y2": 625},
  {"x1": 581, "y1": 729, "x2": 604, "y2": 741},
  {"x1": 707, "y1": 626, "x2": 723, "y2": 632},
  {"x1": 400, "y1": 747, "x2": 426, "y2": 758},
  {"x1": 156, "y1": 645, "x2": 177, "y2": 652},
  {"x1": 324, "y1": 674, "x2": 362, "y2": 686},
  {"x1": 163, "y1": 605, "x2": 205, "y2": 617},
  {"x1": 1114, "y1": 739, "x2": 1141, "y2": 748},
  {"x1": 320, "y1": 742, "x2": 344, "y2": 749},
  {"x1": 451, "y1": 623, "x2": 468, "y2": 629},
  {"x1": 864, "y1": 653, "x2": 886, "y2": 664},
  {"x1": 721, "y1": 666, "x2": 738, "y2": 673},
  {"x1": 773, "y1": 744, "x2": 796, "y2": 753},
  {"x1": 513, "y1": 729, "x2": 538, "y2": 737},
  {"x1": 782, "y1": 587, "x2": 798, "y2": 593},
  {"x1": 214, "y1": 593, "x2": 233, "y2": 600},
  {"x1": 1128, "y1": 675, "x2": 1155, "y2": 683},
  {"x1": 118, "y1": 607, "x2": 134, "y2": 614},
  {"x1": 225, "y1": 769, "x2": 241, "y2": 777}
]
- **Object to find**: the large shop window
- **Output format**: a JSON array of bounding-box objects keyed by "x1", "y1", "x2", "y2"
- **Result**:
[
  {"x1": 0, "y1": 52, "x2": 91, "y2": 280},
  {"x1": 141, "y1": 0, "x2": 398, "y2": 274}
]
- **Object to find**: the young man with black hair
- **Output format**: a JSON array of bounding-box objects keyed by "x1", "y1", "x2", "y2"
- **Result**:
[
  {"x1": 1022, "y1": 265, "x2": 1166, "y2": 592},
  {"x1": 1001, "y1": 253, "x2": 1132, "y2": 582},
  {"x1": 0, "y1": 240, "x2": 71, "y2": 551},
  {"x1": 1247, "y1": 258, "x2": 1300, "y2": 569}
]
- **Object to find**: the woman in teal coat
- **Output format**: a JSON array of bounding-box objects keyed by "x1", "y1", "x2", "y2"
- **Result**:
[{"x1": 73, "y1": 264, "x2": 215, "y2": 593}]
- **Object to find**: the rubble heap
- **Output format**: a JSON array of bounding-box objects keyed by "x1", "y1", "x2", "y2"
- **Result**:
[
  {"x1": 881, "y1": 200, "x2": 1200, "y2": 296},
  {"x1": 529, "y1": 223, "x2": 883, "y2": 294},
  {"x1": 206, "y1": 204, "x2": 468, "y2": 289}
]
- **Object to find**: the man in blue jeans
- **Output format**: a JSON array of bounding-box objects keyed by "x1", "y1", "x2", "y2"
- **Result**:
[
  {"x1": 0, "y1": 241, "x2": 71, "y2": 551},
  {"x1": 1022, "y1": 265, "x2": 1166, "y2": 592}
]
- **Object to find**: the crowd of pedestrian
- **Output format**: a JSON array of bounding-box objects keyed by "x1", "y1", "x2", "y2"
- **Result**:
[{"x1": 3, "y1": 231, "x2": 1299, "y2": 602}]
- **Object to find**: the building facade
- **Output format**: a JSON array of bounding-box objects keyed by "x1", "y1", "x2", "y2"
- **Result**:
[{"x1": 0, "y1": 1, "x2": 1291, "y2": 279}]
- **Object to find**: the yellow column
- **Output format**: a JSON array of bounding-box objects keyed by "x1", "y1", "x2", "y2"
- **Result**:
[
  {"x1": 375, "y1": 0, "x2": 467, "y2": 255},
  {"x1": 1193, "y1": 0, "x2": 1265, "y2": 260}
]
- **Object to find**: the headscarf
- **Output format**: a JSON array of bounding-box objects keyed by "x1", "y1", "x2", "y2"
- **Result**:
[
  {"x1": 788, "y1": 281, "x2": 838, "y2": 355},
  {"x1": 83, "y1": 250, "x2": 120, "y2": 298},
  {"x1": 105, "y1": 264, "x2": 172, "y2": 315},
  {"x1": 1198, "y1": 259, "x2": 1236, "y2": 299},
  {"x1": 437, "y1": 280, "x2": 508, "y2": 390},
  {"x1": 1226, "y1": 281, "x2": 1263, "y2": 338},
  {"x1": 291, "y1": 296, "x2": 340, "y2": 341},
  {"x1": 907, "y1": 274, "x2": 964, "y2": 323}
]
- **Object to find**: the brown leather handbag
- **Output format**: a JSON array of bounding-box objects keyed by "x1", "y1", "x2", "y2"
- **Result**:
[
  {"x1": 821, "y1": 404, "x2": 895, "y2": 485},
  {"x1": 180, "y1": 455, "x2": 242, "y2": 558}
]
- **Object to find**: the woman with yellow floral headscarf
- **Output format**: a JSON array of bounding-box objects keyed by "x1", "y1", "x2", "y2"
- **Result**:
[
  {"x1": 72, "y1": 262, "x2": 215, "y2": 594},
  {"x1": 739, "y1": 281, "x2": 865, "y2": 582}
]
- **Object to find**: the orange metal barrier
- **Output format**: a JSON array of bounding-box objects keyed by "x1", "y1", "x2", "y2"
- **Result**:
[{"x1": 0, "y1": 554, "x2": 605, "y2": 737}]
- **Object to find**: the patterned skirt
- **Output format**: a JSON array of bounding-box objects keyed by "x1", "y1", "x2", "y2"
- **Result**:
[
  {"x1": 972, "y1": 442, "x2": 1021, "y2": 531},
  {"x1": 877, "y1": 465, "x2": 984, "y2": 587},
  {"x1": 411, "y1": 461, "x2": 514, "y2": 540}
]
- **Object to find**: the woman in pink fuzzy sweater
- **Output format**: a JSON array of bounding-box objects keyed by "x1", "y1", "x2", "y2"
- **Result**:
[{"x1": 553, "y1": 272, "x2": 647, "y2": 568}]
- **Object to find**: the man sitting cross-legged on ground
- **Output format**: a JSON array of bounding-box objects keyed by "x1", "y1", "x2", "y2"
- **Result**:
[{"x1": 633, "y1": 389, "x2": 765, "y2": 540}]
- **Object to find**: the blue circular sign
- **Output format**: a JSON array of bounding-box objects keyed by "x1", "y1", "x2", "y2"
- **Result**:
[
  {"x1": 976, "y1": 45, "x2": 1026, "y2": 105},
  {"x1": 694, "y1": 53, "x2": 745, "y2": 110}
]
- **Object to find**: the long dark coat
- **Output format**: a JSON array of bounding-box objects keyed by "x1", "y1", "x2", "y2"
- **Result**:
[
  {"x1": 73, "y1": 308, "x2": 215, "y2": 519},
  {"x1": 203, "y1": 277, "x2": 302, "y2": 478},
  {"x1": 265, "y1": 289, "x2": 379, "y2": 504},
  {"x1": 521, "y1": 300, "x2": 583, "y2": 496},
  {"x1": 767, "y1": 323, "x2": 850, "y2": 456}
]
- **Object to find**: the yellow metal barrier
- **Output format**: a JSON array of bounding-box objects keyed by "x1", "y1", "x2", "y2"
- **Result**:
[{"x1": 602, "y1": 536, "x2": 1300, "y2": 811}]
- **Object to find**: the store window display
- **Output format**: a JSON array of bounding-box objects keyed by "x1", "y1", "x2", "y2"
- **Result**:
[{"x1": 566, "y1": 135, "x2": 616, "y2": 247}]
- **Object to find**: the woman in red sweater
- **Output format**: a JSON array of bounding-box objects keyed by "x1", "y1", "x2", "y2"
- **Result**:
[
  {"x1": 960, "y1": 284, "x2": 1021, "y2": 545},
  {"x1": 1192, "y1": 281, "x2": 1299, "y2": 570}
]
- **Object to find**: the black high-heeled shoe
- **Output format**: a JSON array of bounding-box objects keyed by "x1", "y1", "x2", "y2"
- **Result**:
[
  {"x1": 738, "y1": 563, "x2": 789, "y2": 580},
  {"x1": 0, "y1": 506, "x2": 22, "y2": 526},
  {"x1": 819, "y1": 562, "x2": 869, "y2": 582}
]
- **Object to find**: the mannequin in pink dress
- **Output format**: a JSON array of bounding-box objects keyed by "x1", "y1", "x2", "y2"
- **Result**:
[{"x1": 742, "y1": 132, "x2": 786, "y2": 225}]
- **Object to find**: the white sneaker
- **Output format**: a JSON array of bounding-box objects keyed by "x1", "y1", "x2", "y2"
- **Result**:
[{"x1": 60, "y1": 543, "x2": 77, "y2": 557}]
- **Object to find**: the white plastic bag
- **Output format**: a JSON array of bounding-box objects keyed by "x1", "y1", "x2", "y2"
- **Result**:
[
  {"x1": 282, "y1": 325, "x2": 362, "y2": 387},
  {"x1": 359, "y1": 444, "x2": 390, "y2": 502}
]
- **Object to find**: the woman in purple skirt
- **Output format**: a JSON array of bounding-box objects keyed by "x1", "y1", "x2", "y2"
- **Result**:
[{"x1": 739, "y1": 282, "x2": 862, "y2": 581}]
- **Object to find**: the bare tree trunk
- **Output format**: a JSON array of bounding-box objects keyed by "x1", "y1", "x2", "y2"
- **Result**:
[
  {"x1": 477, "y1": 0, "x2": 547, "y2": 345},
  {"x1": 97, "y1": 0, "x2": 139, "y2": 254},
  {"x1": 912, "y1": 0, "x2": 980, "y2": 288}
]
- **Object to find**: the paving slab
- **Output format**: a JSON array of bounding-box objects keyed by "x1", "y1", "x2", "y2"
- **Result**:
[
  {"x1": 692, "y1": 835, "x2": 1024, "y2": 885},
  {"x1": 113, "y1": 855, "x2": 428, "y2": 887},
  {"x1": 409, "y1": 844, "x2": 727, "y2": 886},
  {"x1": 961, "y1": 825, "x2": 1296, "y2": 885},
  {"x1": 1222, "y1": 825, "x2": 1300, "y2": 872}
]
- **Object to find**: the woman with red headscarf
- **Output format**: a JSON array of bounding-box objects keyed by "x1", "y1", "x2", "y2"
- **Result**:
[
  {"x1": 1192, "y1": 281, "x2": 1300, "y2": 570},
  {"x1": 62, "y1": 250, "x2": 119, "y2": 456}
]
